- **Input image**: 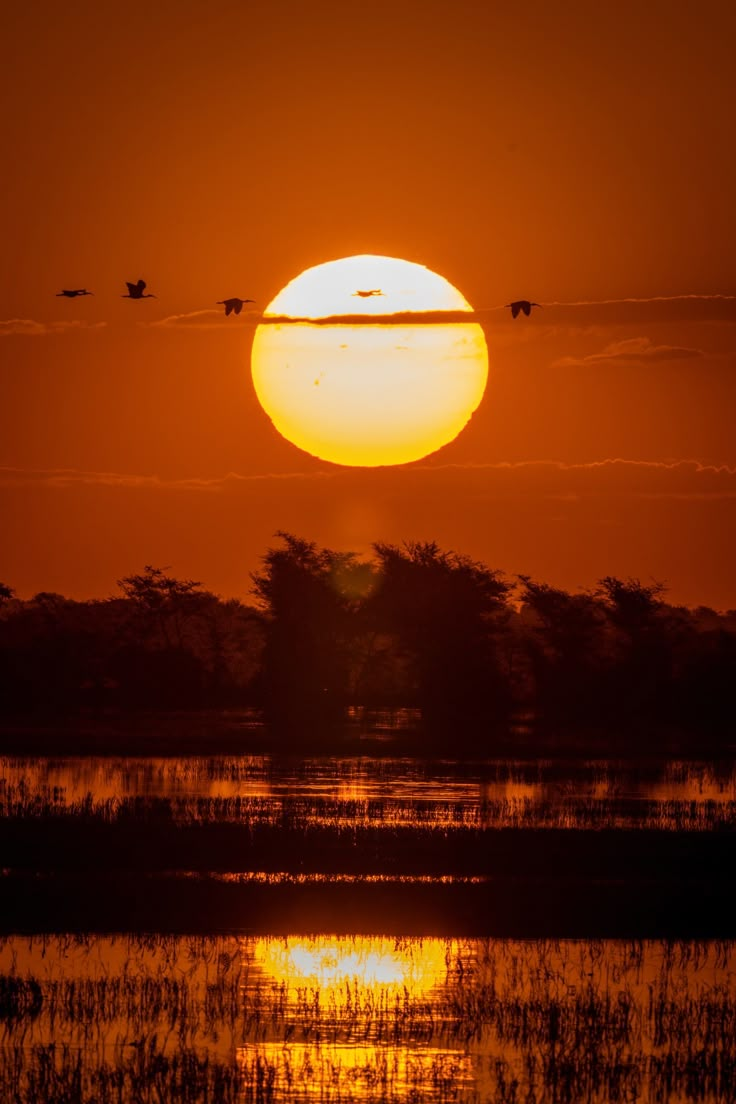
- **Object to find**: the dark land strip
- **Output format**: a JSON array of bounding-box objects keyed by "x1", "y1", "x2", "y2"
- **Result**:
[
  {"x1": 1, "y1": 871, "x2": 733, "y2": 939},
  {"x1": 1, "y1": 823, "x2": 734, "y2": 938},
  {"x1": 1, "y1": 713, "x2": 734, "y2": 759},
  {"x1": 1, "y1": 821, "x2": 734, "y2": 877}
]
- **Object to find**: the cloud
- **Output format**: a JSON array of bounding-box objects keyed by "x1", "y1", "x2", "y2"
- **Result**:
[
  {"x1": 0, "y1": 466, "x2": 335, "y2": 490},
  {"x1": 488, "y1": 295, "x2": 736, "y2": 328},
  {"x1": 259, "y1": 295, "x2": 736, "y2": 329},
  {"x1": 260, "y1": 311, "x2": 479, "y2": 327},
  {"x1": 552, "y1": 336, "x2": 705, "y2": 368},
  {"x1": 0, "y1": 319, "x2": 107, "y2": 336},
  {"x1": 412, "y1": 458, "x2": 736, "y2": 501},
  {"x1": 4, "y1": 295, "x2": 732, "y2": 338},
  {"x1": 3, "y1": 458, "x2": 736, "y2": 501},
  {"x1": 146, "y1": 309, "x2": 262, "y2": 329}
]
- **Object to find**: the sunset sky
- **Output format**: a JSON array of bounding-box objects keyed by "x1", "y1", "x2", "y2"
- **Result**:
[{"x1": 2, "y1": 0, "x2": 735, "y2": 608}]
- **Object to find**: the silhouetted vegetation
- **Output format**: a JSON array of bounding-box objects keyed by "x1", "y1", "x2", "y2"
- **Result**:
[
  {"x1": 2, "y1": 534, "x2": 735, "y2": 750},
  {"x1": 0, "y1": 756, "x2": 733, "y2": 936},
  {"x1": 366, "y1": 542, "x2": 512, "y2": 741},
  {"x1": 251, "y1": 533, "x2": 372, "y2": 733},
  {"x1": 1, "y1": 936, "x2": 735, "y2": 1101},
  {"x1": 0, "y1": 566, "x2": 264, "y2": 717}
]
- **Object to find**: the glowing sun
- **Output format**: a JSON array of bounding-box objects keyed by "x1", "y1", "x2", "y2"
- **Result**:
[{"x1": 251, "y1": 255, "x2": 488, "y2": 466}]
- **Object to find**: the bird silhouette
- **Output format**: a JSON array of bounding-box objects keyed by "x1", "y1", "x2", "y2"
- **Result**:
[
  {"x1": 353, "y1": 289, "x2": 384, "y2": 298},
  {"x1": 216, "y1": 297, "x2": 255, "y2": 316},
  {"x1": 506, "y1": 300, "x2": 541, "y2": 318},
  {"x1": 122, "y1": 279, "x2": 157, "y2": 299},
  {"x1": 56, "y1": 289, "x2": 93, "y2": 298}
]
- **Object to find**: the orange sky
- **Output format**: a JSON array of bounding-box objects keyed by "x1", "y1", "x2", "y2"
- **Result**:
[{"x1": 2, "y1": 0, "x2": 736, "y2": 608}]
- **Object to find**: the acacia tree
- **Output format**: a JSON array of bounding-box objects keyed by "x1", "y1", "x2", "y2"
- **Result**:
[
  {"x1": 113, "y1": 566, "x2": 217, "y2": 706},
  {"x1": 592, "y1": 576, "x2": 678, "y2": 721},
  {"x1": 117, "y1": 565, "x2": 206, "y2": 649},
  {"x1": 251, "y1": 532, "x2": 369, "y2": 734},
  {"x1": 368, "y1": 541, "x2": 512, "y2": 738},
  {"x1": 518, "y1": 577, "x2": 605, "y2": 720}
]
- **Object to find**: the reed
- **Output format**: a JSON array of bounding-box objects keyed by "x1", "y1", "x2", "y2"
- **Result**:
[{"x1": 1, "y1": 936, "x2": 734, "y2": 1102}]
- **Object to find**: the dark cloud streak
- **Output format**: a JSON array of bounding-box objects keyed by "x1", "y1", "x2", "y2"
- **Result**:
[
  {"x1": 3, "y1": 458, "x2": 735, "y2": 500},
  {"x1": 0, "y1": 320, "x2": 107, "y2": 336},
  {"x1": 259, "y1": 295, "x2": 736, "y2": 328},
  {"x1": 553, "y1": 337, "x2": 705, "y2": 367}
]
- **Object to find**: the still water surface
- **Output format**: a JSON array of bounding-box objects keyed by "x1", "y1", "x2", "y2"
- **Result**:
[
  {"x1": 2, "y1": 754, "x2": 735, "y2": 829},
  {"x1": 1, "y1": 933, "x2": 733, "y2": 1102}
]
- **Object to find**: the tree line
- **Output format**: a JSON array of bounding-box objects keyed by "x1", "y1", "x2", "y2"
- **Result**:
[{"x1": 1, "y1": 533, "x2": 734, "y2": 745}]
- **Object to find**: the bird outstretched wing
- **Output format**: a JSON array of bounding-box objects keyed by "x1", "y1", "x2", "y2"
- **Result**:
[
  {"x1": 510, "y1": 302, "x2": 520, "y2": 318},
  {"x1": 125, "y1": 282, "x2": 138, "y2": 295},
  {"x1": 225, "y1": 302, "x2": 234, "y2": 316},
  {"x1": 232, "y1": 301, "x2": 243, "y2": 315},
  {"x1": 136, "y1": 280, "x2": 146, "y2": 293},
  {"x1": 521, "y1": 301, "x2": 531, "y2": 316}
]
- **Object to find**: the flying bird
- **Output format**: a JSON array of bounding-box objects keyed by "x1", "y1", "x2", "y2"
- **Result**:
[
  {"x1": 56, "y1": 289, "x2": 93, "y2": 298},
  {"x1": 122, "y1": 279, "x2": 157, "y2": 299},
  {"x1": 353, "y1": 289, "x2": 384, "y2": 298},
  {"x1": 216, "y1": 297, "x2": 256, "y2": 316},
  {"x1": 506, "y1": 300, "x2": 541, "y2": 318}
]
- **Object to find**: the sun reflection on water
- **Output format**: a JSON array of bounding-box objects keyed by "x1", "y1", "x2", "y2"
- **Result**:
[
  {"x1": 2, "y1": 934, "x2": 734, "y2": 1102},
  {"x1": 253, "y1": 935, "x2": 452, "y2": 999},
  {"x1": 236, "y1": 1040, "x2": 473, "y2": 1102},
  {"x1": 244, "y1": 936, "x2": 470, "y2": 1101}
]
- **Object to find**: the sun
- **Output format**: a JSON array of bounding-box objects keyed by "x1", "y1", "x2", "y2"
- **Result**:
[{"x1": 250, "y1": 255, "x2": 488, "y2": 467}]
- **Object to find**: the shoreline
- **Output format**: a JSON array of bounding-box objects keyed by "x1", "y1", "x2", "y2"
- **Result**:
[
  {"x1": 1, "y1": 870, "x2": 733, "y2": 939},
  {"x1": 0, "y1": 709, "x2": 734, "y2": 759}
]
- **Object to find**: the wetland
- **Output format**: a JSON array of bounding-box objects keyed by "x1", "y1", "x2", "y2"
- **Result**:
[{"x1": 1, "y1": 751, "x2": 735, "y2": 1099}]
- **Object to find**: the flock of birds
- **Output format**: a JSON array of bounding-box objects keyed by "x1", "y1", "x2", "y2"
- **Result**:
[
  {"x1": 348, "y1": 289, "x2": 542, "y2": 317},
  {"x1": 56, "y1": 281, "x2": 255, "y2": 316},
  {"x1": 55, "y1": 282, "x2": 541, "y2": 319}
]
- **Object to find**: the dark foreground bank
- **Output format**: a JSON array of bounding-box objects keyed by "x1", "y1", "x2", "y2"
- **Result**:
[
  {"x1": 0, "y1": 870, "x2": 733, "y2": 938},
  {"x1": 0, "y1": 710, "x2": 733, "y2": 758}
]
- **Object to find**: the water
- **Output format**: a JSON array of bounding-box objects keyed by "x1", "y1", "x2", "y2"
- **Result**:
[
  {"x1": 1, "y1": 934, "x2": 733, "y2": 1102},
  {"x1": 1, "y1": 753, "x2": 734, "y2": 1099},
  {"x1": 2, "y1": 754, "x2": 736, "y2": 830}
]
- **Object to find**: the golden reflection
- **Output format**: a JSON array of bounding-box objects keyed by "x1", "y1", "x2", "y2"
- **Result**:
[
  {"x1": 245, "y1": 936, "x2": 468, "y2": 1102},
  {"x1": 3, "y1": 935, "x2": 736, "y2": 1103},
  {"x1": 237, "y1": 1041, "x2": 473, "y2": 1101},
  {"x1": 253, "y1": 935, "x2": 451, "y2": 1000},
  {"x1": 335, "y1": 776, "x2": 371, "y2": 803}
]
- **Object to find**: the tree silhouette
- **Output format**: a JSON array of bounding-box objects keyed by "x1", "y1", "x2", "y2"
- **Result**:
[
  {"x1": 251, "y1": 532, "x2": 368, "y2": 735},
  {"x1": 518, "y1": 577, "x2": 606, "y2": 721},
  {"x1": 117, "y1": 566, "x2": 206, "y2": 649},
  {"x1": 368, "y1": 541, "x2": 512, "y2": 740},
  {"x1": 0, "y1": 543, "x2": 734, "y2": 746},
  {"x1": 592, "y1": 576, "x2": 679, "y2": 723},
  {"x1": 115, "y1": 566, "x2": 263, "y2": 707}
]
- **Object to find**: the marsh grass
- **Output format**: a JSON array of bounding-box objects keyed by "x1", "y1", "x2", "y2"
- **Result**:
[
  {"x1": 4, "y1": 782, "x2": 736, "y2": 832},
  {"x1": 4, "y1": 755, "x2": 736, "y2": 827},
  {"x1": 1, "y1": 936, "x2": 734, "y2": 1103},
  {"x1": 2, "y1": 756, "x2": 735, "y2": 1096}
]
